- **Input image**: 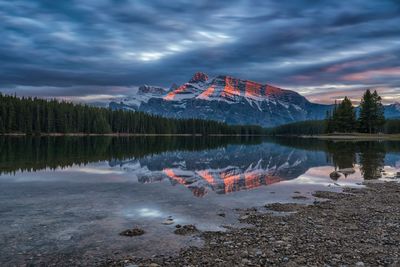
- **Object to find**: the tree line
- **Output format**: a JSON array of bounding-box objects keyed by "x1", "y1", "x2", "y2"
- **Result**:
[{"x1": 0, "y1": 93, "x2": 264, "y2": 135}]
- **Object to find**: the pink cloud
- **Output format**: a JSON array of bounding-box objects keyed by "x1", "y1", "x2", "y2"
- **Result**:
[
  {"x1": 325, "y1": 60, "x2": 366, "y2": 73},
  {"x1": 341, "y1": 67, "x2": 400, "y2": 81},
  {"x1": 324, "y1": 56, "x2": 392, "y2": 73},
  {"x1": 304, "y1": 86, "x2": 400, "y2": 105}
]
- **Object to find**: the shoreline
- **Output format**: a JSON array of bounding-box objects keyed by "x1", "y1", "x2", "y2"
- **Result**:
[
  {"x1": 111, "y1": 181, "x2": 400, "y2": 266},
  {"x1": 0, "y1": 133, "x2": 267, "y2": 137},
  {"x1": 301, "y1": 133, "x2": 400, "y2": 140},
  {"x1": 267, "y1": 133, "x2": 400, "y2": 140}
]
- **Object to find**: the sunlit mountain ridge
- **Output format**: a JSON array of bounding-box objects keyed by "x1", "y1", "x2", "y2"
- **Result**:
[{"x1": 110, "y1": 72, "x2": 400, "y2": 127}]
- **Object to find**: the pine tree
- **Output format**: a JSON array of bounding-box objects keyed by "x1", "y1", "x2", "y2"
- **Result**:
[
  {"x1": 358, "y1": 90, "x2": 373, "y2": 133},
  {"x1": 372, "y1": 90, "x2": 385, "y2": 132},
  {"x1": 7, "y1": 104, "x2": 16, "y2": 132},
  {"x1": 0, "y1": 117, "x2": 4, "y2": 134},
  {"x1": 326, "y1": 97, "x2": 356, "y2": 133},
  {"x1": 337, "y1": 97, "x2": 356, "y2": 132},
  {"x1": 34, "y1": 104, "x2": 41, "y2": 135},
  {"x1": 358, "y1": 90, "x2": 385, "y2": 133}
]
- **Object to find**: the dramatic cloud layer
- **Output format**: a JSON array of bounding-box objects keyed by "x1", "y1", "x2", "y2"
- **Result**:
[{"x1": 1, "y1": 0, "x2": 399, "y2": 104}]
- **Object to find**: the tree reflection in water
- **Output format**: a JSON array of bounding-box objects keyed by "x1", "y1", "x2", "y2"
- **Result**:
[
  {"x1": 326, "y1": 140, "x2": 387, "y2": 180},
  {"x1": 0, "y1": 136, "x2": 398, "y2": 193}
]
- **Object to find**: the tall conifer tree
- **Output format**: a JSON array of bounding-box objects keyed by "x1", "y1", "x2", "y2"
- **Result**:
[{"x1": 358, "y1": 90, "x2": 385, "y2": 133}]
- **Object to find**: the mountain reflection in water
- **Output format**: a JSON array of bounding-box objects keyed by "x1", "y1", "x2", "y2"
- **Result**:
[
  {"x1": 1, "y1": 136, "x2": 400, "y2": 197},
  {"x1": 120, "y1": 141, "x2": 326, "y2": 197}
]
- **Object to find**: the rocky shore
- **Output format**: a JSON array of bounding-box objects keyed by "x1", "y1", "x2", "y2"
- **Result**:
[{"x1": 112, "y1": 182, "x2": 400, "y2": 267}]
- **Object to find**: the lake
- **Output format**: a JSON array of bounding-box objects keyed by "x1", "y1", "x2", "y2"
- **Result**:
[{"x1": 1, "y1": 136, "x2": 399, "y2": 265}]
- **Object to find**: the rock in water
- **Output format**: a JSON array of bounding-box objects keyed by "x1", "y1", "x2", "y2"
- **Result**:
[
  {"x1": 119, "y1": 228, "x2": 145, "y2": 237},
  {"x1": 330, "y1": 171, "x2": 341, "y2": 180}
]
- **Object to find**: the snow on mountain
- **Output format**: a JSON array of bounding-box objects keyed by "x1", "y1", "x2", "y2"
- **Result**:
[
  {"x1": 385, "y1": 102, "x2": 400, "y2": 119},
  {"x1": 109, "y1": 72, "x2": 400, "y2": 127},
  {"x1": 394, "y1": 102, "x2": 400, "y2": 111},
  {"x1": 109, "y1": 85, "x2": 167, "y2": 110}
]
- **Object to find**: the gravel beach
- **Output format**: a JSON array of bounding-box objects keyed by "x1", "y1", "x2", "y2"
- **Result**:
[{"x1": 113, "y1": 181, "x2": 400, "y2": 267}]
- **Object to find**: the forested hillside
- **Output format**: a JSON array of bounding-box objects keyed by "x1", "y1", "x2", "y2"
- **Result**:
[{"x1": 0, "y1": 94, "x2": 263, "y2": 135}]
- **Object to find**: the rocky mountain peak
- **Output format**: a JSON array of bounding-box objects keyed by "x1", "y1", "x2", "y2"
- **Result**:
[
  {"x1": 138, "y1": 85, "x2": 166, "y2": 95},
  {"x1": 189, "y1": 72, "x2": 209, "y2": 83}
]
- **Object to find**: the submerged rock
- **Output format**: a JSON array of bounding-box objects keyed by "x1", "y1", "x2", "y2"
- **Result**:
[
  {"x1": 292, "y1": 195, "x2": 308, "y2": 200},
  {"x1": 174, "y1": 225, "x2": 199, "y2": 235},
  {"x1": 119, "y1": 228, "x2": 145, "y2": 237}
]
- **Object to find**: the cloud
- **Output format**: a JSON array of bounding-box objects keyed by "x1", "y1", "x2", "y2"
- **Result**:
[{"x1": 0, "y1": 0, "x2": 399, "y2": 103}]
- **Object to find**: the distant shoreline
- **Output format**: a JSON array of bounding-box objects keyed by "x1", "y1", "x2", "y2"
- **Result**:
[
  {"x1": 299, "y1": 133, "x2": 400, "y2": 140},
  {"x1": 0, "y1": 133, "x2": 267, "y2": 137},
  {"x1": 2, "y1": 132, "x2": 400, "y2": 140}
]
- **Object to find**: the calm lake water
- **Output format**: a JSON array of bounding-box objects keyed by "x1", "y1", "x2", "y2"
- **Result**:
[{"x1": 1, "y1": 136, "x2": 400, "y2": 265}]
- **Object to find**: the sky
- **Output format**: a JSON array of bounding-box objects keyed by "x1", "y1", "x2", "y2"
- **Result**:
[{"x1": 1, "y1": 0, "x2": 400, "y2": 105}]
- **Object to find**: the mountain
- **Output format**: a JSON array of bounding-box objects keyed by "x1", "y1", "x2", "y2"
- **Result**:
[
  {"x1": 109, "y1": 72, "x2": 400, "y2": 127},
  {"x1": 385, "y1": 102, "x2": 400, "y2": 119},
  {"x1": 110, "y1": 85, "x2": 168, "y2": 109}
]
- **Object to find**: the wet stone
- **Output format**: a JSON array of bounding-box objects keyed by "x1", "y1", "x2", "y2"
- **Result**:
[{"x1": 119, "y1": 228, "x2": 145, "y2": 237}]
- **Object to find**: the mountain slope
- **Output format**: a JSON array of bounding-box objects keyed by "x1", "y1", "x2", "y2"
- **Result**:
[
  {"x1": 385, "y1": 102, "x2": 400, "y2": 119},
  {"x1": 109, "y1": 73, "x2": 400, "y2": 127}
]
